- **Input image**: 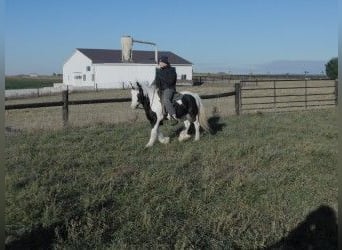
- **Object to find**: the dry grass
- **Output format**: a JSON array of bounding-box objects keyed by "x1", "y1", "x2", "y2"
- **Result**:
[{"x1": 5, "y1": 84, "x2": 236, "y2": 131}]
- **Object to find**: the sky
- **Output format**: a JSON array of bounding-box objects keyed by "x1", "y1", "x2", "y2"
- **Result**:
[{"x1": 5, "y1": 0, "x2": 338, "y2": 75}]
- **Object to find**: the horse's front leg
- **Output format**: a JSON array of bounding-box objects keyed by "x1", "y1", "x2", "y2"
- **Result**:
[
  {"x1": 179, "y1": 120, "x2": 192, "y2": 142},
  {"x1": 146, "y1": 119, "x2": 162, "y2": 148}
]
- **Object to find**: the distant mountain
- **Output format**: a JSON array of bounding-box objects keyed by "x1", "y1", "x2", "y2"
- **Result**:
[{"x1": 254, "y1": 60, "x2": 326, "y2": 74}]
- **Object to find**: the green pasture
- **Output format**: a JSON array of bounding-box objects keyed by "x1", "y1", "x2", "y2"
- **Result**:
[
  {"x1": 5, "y1": 109, "x2": 337, "y2": 249},
  {"x1": 5, "y1": 76, "x2": 62, "y2": 89}
]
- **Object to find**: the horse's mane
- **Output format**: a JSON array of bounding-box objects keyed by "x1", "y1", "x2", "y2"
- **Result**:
[{"x1": 137, "y1": 81, "x2": 157, "y2": 98}]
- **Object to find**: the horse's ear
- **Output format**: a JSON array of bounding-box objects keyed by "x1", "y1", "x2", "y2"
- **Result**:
[
  {"x1": 136, "y1": 82, "x2": 141, "y2": 88},
  {"x1": 129, "y1": 82, "x2": 135, "y2": 89}
]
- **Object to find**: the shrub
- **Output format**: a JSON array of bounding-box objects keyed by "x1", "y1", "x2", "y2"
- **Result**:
[{"x1": 325, "y1": 57, "x2": 338, "y2": 79}]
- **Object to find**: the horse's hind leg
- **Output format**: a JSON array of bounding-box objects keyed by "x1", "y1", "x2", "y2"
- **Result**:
[
  {"x1": 178, "y1": 120, "x2": 192, "y2": 142},
  {"x1": 194, "y1": 116, "x2": 200, "y2": 141}
]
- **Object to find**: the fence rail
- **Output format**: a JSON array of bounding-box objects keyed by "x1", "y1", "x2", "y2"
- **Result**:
[
  {"x1": 5, "y1": 89, "x2": 238, "y2": 126},
  {"x1": 5, "y1": 79, "x2": 338, "y2": 127},
  {"x1": 239, "y1": 79, "x2": 337, "y2": 113}
]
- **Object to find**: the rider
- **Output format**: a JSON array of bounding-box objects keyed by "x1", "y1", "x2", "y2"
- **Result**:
[{"x1": 153, "y1": 56, "x2": 179, "y2": 125}]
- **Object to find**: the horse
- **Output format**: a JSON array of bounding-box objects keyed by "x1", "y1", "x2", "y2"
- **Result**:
[{"x1": 130, "y1": 81, "x2": 211, "y2": 147}]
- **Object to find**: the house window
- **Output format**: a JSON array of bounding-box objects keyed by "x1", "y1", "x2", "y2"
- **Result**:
[
  {"x1": 86, "y1": 66, "x2": 91, "y2": 71},
  {"x1": 83, "y1": 74, "x2": 86, "y2": 81},
  {"x1": 181, "y1": 74, "x2": 187, "y2": 80}
]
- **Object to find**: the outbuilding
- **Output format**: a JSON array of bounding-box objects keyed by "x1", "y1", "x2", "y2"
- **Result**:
[{"x1": 63, "y1": 48, "x2": 193, "y2": 89}]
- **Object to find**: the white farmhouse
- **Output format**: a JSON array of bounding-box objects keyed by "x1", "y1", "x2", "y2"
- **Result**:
[{"x1": 63, "y1": 48, "x2": 193, "y2": 89}]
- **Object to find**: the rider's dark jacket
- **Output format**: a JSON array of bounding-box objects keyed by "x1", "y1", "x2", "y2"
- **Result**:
[{"x1": 154, "y1": 66, "x2": 177, "y2": 90}]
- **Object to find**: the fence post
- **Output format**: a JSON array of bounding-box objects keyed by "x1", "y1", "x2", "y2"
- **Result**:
[
  {"x1": 335, "y1": 79, "x2": 338, "y2": 105},
  {"x1": 273, "y1": 80, "x2": 276, "y2": 111},
  {"x1": 304, "y1": 79, "x2": 307, "y2": 109},
  {"x1": 235, "y1": 83, "x2": 241, "y2": 115},
  {"x1": 62, "y1": 90, "x2": 69, "y2": 127}
]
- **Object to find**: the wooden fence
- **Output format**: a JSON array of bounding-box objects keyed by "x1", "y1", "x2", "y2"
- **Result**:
[
  {"x1": 5, "y1": 79, "x2": 338, "y2": 127},
  {"x1": 5, "y1": 89, "x2": 238, "y2": 127},
  {"x1": 238, "y1": 79, "x2": 337, "y2": 113}
]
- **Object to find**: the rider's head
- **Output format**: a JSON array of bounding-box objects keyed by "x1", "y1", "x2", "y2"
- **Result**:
[{"x1": 158, "y1": 56, "x2": 169, "y2": 68}]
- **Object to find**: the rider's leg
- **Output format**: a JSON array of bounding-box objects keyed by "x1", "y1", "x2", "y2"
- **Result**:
[{"x1": 162, "y1": 88, "x2": 177, "y2": 119}]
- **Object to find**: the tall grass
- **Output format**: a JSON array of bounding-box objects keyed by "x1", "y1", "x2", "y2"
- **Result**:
[{"x1": 5, "y1": 109, "x2": 337, "y2": 249}]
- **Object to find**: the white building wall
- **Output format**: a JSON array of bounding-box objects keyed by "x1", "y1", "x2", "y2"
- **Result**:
[
  {"x1": 63, "y1": 50, "x2": 193, "y2": 89},
  {"x1": 174, "y1": 65, "x2": 193, "y2": 80},
  {"x1": 94, "y1": 64, "x2": 156, "y2": 89},
  {"x1": 94, "y1": 64, "x2": 193, "y2": 89},
  {"x1": 63, "y1": 50, "x2": 94, "y2": 86}
]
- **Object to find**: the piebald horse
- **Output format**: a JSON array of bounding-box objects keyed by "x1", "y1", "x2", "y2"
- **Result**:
[{"x1": 130, "y1": 82, "x2": 211, "y2": 147}]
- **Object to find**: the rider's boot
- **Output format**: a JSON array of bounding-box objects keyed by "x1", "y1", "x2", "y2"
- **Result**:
[{"x1": 170, "y1": 114, "x2": 179, "y2": 126}]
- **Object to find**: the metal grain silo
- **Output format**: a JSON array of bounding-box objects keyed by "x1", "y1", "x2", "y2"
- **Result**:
[{"x1": 121, "y1": 36, "x2": 133, "y2": 62}]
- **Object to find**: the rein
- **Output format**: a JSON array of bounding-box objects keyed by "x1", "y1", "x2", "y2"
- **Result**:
[{"x1": 149, "y1": 87, "x2": 156, "y2": 109}]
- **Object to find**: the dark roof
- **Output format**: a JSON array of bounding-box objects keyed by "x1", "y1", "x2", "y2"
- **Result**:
[{"x1": 77, "y1": 48, "x2": 192, "y2": 65}]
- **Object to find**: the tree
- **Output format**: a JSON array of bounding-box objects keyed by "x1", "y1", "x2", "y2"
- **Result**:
[{"x1": 325, "y1": 57, "x2": 338, "y2": 79}]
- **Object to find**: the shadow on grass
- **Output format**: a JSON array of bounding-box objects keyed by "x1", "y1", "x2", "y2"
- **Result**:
[
  {"x1": 207, "y1": 115, "x2": 226, "y2": 135},
  {"x1": 5, "y1": 223, "x2": 65, "y2": 250},
  {"x1": 5, "y1": 198, "x2": 118, "y2": 249},
  {"x1": 265, "y1": 205, "x2": 337, "y2": 250}
]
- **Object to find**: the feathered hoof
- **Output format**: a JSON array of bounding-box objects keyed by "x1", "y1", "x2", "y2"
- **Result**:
[
  {"x1": 178, "y1": 134, "x2": 191, "y2": 142},
  {"x1": 162, "y1": 137, "x2": 170, "y2": 144}
]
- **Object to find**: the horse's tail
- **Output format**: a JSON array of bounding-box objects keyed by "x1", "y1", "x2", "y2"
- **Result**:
[{"x1": 190, "y1": 93, "x2": 212, "y2": 133}]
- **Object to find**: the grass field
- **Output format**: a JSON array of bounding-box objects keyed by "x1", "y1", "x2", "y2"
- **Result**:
[
  {"x1": 5, "y1": 76, "x2": 62, "y2": 90},
  {"x1": 5, "y1": 108, "x2": 337, "y2": 249}
]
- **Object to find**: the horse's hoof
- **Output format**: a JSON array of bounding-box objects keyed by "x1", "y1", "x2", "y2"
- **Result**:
[
  {"x1": 179, "y1": 134, "x2": 191, "y2": 142},
  {"x1": 163, "y1": 137, "x2": 170, "y2": 144},
  {"x1": 145, "y1": 143, "x2": 153, "y2": 148}
]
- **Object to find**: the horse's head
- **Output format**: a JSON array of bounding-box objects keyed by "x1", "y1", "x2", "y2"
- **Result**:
[{"x1": 130, "y1": 82, "x2": 143, "y2": 109}]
